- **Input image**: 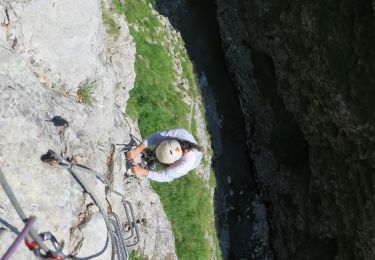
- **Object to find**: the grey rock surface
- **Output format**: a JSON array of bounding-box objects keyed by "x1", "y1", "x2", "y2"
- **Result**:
[{"x1": 0, "y1": 0, "x2": 176, "y2": 259}]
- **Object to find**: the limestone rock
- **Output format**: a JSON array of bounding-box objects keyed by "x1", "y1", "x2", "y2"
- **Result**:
[{"x1": 0, "y1": 0, "x2": 176, "y2": 259}]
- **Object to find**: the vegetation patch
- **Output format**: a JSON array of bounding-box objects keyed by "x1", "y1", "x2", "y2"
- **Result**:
[
  {"x1": 114, "y1": 0, "x2": 221, "y2": 259},
  {"x1": 102, "y1": 3, "x2": 120, "y2": 40},
  {"x1": 77, "y1": 81, "x2": 95, "y2": 106},
  {"x1": 117, "y1": 0, "x2": 189, "y2": 135},
  {"x1": 177, "y1": 42, "x2": 199, "y2": 97},
  {"x1": 130, "y1": 250, "x2": 146, "y2": 260},
  {"x1": 152, "y1": 171, "x2": 212, "y2": 259},
  {"x1": 190, "y1": 113, "x2": 198, "y2": 141}
]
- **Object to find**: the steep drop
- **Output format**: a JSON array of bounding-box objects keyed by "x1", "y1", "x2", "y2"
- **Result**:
[{"x1": 155, "y1": 0, "x2": 272, "y2": 258}]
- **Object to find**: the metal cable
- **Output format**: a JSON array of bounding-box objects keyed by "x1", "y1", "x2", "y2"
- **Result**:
[
  {"x1": 43, "y1": 150, "x2": 139, "y2": 260},
  {"x1": 0, "y1": 145, "x2": 139, "y2": 260},
  {"x1": 70, "y1": 164, "x2": 140, "y2": 246},
  {"x1": 67, "y1": 168, "x2": 116, "y2": 260}
]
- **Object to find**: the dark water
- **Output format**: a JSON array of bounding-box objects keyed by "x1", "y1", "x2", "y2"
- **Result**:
[{"x1": 155, "y1": 1, "x2": 261, "y2": 258}]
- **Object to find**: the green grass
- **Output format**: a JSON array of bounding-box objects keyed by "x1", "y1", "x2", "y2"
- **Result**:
[
  {"x1": 102, "y1": 3, "x2": 120, "y2": 40},
  {"x1": 130, "y1": 251, "x2": 146, "y2": 260},
  {"x1": 77, "y1": 81, "x2": 95, "y2": 106},
  {"x1": 115, "y1": 0, "x2": 220, "y2": 258},
  {"x1": 190, "y1": 111, "x2": 199, "y2": 141},
  {"x1": 178, "y1": 44, "x2": 199, "y2": 97},
  {"x1": 209, "y1": 170, "x2": 217, "y2": 189},
  {"x1": 214, "y1": 235, "x2": 223, "y2": 260},
  {"x1": 121, "y1": 0, "x2": 189, "y2": 136},
  {"x1": 112, "y1": 0, "x2": 126, "y2": 13},
  {"x1": 152, "y1": 172, "x2": 212, "y2": 259}
]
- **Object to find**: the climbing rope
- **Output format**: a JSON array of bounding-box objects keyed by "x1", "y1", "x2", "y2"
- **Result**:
[
  {"x1": 2, "y1": 216, "x2": 36, "y2": 260},
  {"x1": 0, "y1": 167, "x2": 66, "y2": 260}
]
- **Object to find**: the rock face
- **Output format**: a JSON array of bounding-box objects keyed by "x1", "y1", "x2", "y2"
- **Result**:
[
  {"x1": 217, "y1": 0, "x2": 375, "y2": 259},
  {"x1": 0, "y1": 0, "x2": 176, "y2": 259}
]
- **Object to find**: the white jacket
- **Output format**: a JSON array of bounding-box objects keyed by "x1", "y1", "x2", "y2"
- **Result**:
[{"x1": 142, "y1": 128, "x2": 202, "y2": 182}]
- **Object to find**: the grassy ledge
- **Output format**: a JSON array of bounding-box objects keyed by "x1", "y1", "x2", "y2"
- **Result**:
[
  {"x1": 101, "y1": 1, "x2": 120, "y2": 40},
  {"x1": 112, "y1": 0, "x2": 221, "y2": 259}
]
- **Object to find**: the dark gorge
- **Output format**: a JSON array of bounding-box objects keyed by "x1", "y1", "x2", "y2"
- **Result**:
[{"x1": 157, "y1": 0, "x2": 375, "y2": 259}]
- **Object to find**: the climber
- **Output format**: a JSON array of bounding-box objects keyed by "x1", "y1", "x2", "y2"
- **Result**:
[{"x1": 127, "y1": 128, "x2": 203, "y2": 182}]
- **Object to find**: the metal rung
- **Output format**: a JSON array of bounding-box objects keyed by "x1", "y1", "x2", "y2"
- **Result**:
[
  {"x1": 121, "y1": 200, "x2": 140, "y2": 247},
  {"x1": 109, "y1": 212, "x2": 129, "y2": 260}
]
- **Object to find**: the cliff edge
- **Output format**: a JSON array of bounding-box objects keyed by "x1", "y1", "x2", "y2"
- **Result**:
[{"x1": 0, "y1": 0, "x2": 177, "y2": 258}]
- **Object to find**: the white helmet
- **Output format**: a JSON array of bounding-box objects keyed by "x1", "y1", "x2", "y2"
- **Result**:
[{"x1": 155, "y1": 140, "x2": 182, "y2": 164}]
